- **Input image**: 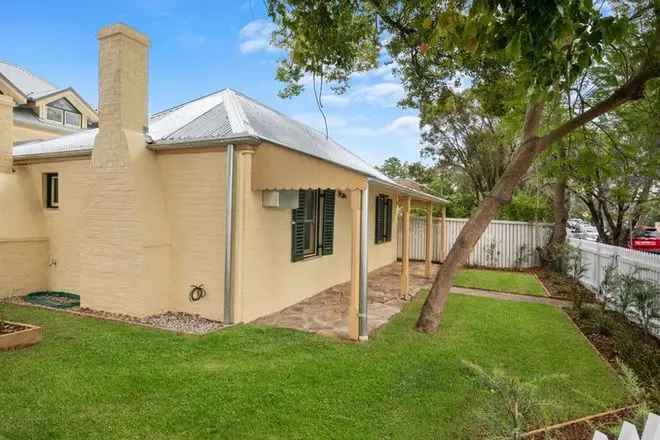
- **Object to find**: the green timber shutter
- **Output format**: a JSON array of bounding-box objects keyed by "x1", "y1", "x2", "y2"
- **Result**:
[
  {"x1": 385, "y1": 198, "x2": 393, "y2": 241},
  {"x1": 375, "y1": 195, "x2": 385, "y2": 243},
  {"x1": 321, "y1": 189, "x2": 335, "y2": 255},
  {"x1": 291, "y1": 190, "x2": 306, "y2": 262}
]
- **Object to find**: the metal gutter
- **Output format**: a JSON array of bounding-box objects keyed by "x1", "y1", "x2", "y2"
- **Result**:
[
  {"x1": 368, "y1": 177, "x2": 448, "y2": 205},
  {"x1": 12, "y1": 149, "x2": 92, "y2": 163},
  {"x1": 359, "y1": 186, "x2": 369, "y2": 341},
  {"x1": 223, "y1": 143, "x2": 235, "y2": 324},
  {"x1": 147, "y1": 135, "x2": 260, "y2": 150}
]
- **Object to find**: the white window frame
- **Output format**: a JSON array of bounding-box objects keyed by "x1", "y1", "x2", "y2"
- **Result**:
[
  {"x1": 64, "y1": 111, "x2": 82, "y2": 128},
  {"x1": 46, "y1": 106, "x2": 64, "y2": 124}
]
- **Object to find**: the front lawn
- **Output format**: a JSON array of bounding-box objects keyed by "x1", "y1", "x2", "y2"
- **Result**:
[
  {"x1": 0, "y1": 293, "x2": 625, "y2": 439},
  {"x1": 454, "y1": 268, "x2": 547, "y2": 296}
]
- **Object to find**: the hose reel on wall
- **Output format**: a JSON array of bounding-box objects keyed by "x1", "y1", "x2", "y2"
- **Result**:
[{"x1": 189, "y1": 284, "x2": 207, "y2": 302}]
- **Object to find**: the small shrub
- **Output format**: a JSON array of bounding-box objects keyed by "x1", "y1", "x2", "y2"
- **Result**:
[
  {"x1": 630, "y1": 279, "x2": 660, "y2": 334},
  {"x1": 616, "y1": 269, "x2": 644, "y2": 316},
  {"x1": 514, "y1": 245, "x2": 529, "y2": 270},
  {"x1": 462, "y1": 360, "x2": 562, "y2": 440},
  {"x1": 486, "y1": 240, "x2": 501, "y2": 268},
  {"x1": 599, "y1": 257, "x2": 620, "y2": 310}
]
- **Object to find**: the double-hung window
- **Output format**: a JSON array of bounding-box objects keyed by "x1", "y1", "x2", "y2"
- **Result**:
[{"x1": 291, "y1": 189, "x2": 336, "y2": 261}]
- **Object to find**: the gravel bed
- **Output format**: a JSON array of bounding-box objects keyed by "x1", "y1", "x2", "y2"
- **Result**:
[
  {"x1": 141, "y1": 311, "x2": 224, "y2": 334},
  {"x1": 3, "y1": 296, "x2": 224, "y2": 335}
]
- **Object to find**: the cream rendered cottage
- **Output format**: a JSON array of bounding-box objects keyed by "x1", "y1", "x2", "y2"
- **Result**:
[{"x1": 0, "y1": 24, "x2": 446, "y2": 340}]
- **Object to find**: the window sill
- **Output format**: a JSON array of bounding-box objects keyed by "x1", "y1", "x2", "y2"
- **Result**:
[{"x1": 296, "y1": 254, "x2": 324, "y2": 263}]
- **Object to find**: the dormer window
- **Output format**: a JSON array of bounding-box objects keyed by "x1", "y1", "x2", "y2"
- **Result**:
[{"x1": 45, "y1": 98, "x2": 82, "y2": 128}]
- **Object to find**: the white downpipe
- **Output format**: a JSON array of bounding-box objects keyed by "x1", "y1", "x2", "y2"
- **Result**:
[{"x1": 223, "y1": 144, "x2": 235, "y2": 324}]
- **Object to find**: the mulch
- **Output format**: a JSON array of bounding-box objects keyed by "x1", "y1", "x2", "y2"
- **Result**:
[
  {"x1": 0, "y1": 321, "x2": 28, "y2": 335},
  {"x1": 534, "y1": 268, "x2": 597, "y2": 302},
  {"x1": 523, "y1": 406, "x2": 636, "y2": 440}
]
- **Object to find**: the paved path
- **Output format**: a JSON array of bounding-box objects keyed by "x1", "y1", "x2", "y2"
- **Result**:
[{"x1": 451, "y1": 287, "x2": 571, "y2": 307}]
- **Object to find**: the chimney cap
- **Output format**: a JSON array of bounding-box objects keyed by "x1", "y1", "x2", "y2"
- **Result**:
[{"x1": 98, "y1": 23, "x2": 150, "y2": 46}]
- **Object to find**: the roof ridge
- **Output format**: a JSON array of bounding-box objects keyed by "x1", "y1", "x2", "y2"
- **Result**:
[
  {"x1": 150, "y1": 88, "x2": 229, "y2": 119},
  {"x1": 223, "y1": 89, "x2": 251, "y2": 135},
  {"x1": 0, "y1": 59, "x2": 58, "y2": 90},
  {"x1": 162, "y1": 98, "x2": 229, "y2": 141}
]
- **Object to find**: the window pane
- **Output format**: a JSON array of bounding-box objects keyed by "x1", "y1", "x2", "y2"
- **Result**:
[
  {"x1": 46, "y1": 107, "x2": 63, "y2": 123},
  {"x1": 48, "y1": 98, "x2": 77, "y2": 112},
  {"x1": 65, "y1": 111, "x2": 82, "y2": 127}
]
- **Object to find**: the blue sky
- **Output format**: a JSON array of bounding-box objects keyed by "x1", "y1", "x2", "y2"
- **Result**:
[{"x1": 1, "y1": 0, "x2": 427, "y2": 167}]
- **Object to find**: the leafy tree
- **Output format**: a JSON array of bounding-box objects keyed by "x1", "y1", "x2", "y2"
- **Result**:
[
  {"x1": 267, "y1": 0, "x2": 660, "y2": 332},
  {"x1": 570, "y1": 88, "x2": 659, "y2": 245},
  {"x1": 421, "y1": 92, "x2": 518, "y2": 203}
]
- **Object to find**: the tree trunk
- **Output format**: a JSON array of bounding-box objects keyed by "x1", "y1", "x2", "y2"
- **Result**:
[
  {"x1": 415, "y1": 53, "x2": 658, "y2": 332},
  {"x1": 416, "y1": 101, "x2": 545, "y2": 332},
  {"x1": 540, "y1": 149, "x2": 569, "y2": 266}
]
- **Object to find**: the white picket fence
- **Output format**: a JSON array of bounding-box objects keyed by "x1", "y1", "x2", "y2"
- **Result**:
[
  {"x1": 397, "y1": 217, "x2": 553, "y2": 268},
  {"x1": 593, "y1": 412, "x2": 659, "y2": 440},
  {"x1": 569, "y1": 238, "x2": 660, "y2": 291},
  {"x1": 569, "y1": 237, "x2": 660, "y2": 337}
]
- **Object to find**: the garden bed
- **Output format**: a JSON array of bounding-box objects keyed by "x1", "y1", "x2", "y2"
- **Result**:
[
  {"x1": 523, "y1": 405, "x2": 636, "y2": 440},
  {"x1": 0, "y1": 320, "x2": 42, "y2": 350},
  {"x1": 4, "y1": 295, "x2": 223, "y2": 335},
  {"x1": 535, "y1": 268, "x2": 596, "y2": 302},
  {"x1": 566, "y1": 306, "x2": 660, "y2": 406}
]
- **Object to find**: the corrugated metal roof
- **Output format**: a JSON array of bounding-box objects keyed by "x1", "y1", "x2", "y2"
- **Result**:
[
  {"x1": 12, "y1": 88, "x2": 447, "y2": 203},
  {"x1": 13, "y1": 129, "x2": 96, "y2": 158},
  {"x1": 0, "y1": 61, "x2": 58, "y2": 98}
]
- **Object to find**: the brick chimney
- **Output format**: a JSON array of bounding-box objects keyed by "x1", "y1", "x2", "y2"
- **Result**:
[
  {"x1": 94, "y1": 23, "x2": 149, "y2": 167},
  {"x1": 82, "y1": 24, "x2": 171, "y2": 317},
  {"x1": 0, "y1": 95, "x2": 14, "y2": 173}
]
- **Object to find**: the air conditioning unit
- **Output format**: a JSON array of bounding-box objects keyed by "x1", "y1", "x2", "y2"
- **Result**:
[{"x1": 262, "y1": 190, "x2": 299, "y2": 209}]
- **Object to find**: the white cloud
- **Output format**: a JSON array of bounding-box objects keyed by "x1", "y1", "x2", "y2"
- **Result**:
[
  {"x1": 239, "y1": 19, "x2": 279, "y2": 54},
  {"x1": 292, "y1": 113, "x2": 348, "y2": 131},
  {"x1": 317, "y1": 82, "x2": 405, "y2": 108},
  {"x1": 351, "y1": 61, "x2": 398, "y2": 82},
  {"x1": 320, "y1": 94, "x2": 351, "y2": 107},
  {"x1": 352, "y1": 82, "x2": 405, "y2": 107},
  {"x1": 383, "y1": 115, "x2": 420, "y2": 134}
]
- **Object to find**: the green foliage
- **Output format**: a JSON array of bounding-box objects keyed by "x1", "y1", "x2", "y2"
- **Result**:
[
  {"x1": 500, "y1": 191, "x2": 553, "y2": 222},
  {"x1": 267, "y1": 0, "x2": 632, "y2": 120},
  {"x1": 463, "y1": 361, "x2": 562, "y2": 439},
  {"x1": 629, "y1": 278, "x2": 660, "y2": 333}
]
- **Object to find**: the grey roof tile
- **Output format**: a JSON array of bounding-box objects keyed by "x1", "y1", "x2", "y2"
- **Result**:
[{"x1": 0, "y1": 61, "x2": 58, "y2": 98}]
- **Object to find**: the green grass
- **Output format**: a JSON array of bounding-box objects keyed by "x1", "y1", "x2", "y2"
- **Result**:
[
  {"x1": 454, "y1": 268, "x2": 547, "y2": 296},
  {"x1": 0, "y1": 293, "x2": 625, "y2": 440}
]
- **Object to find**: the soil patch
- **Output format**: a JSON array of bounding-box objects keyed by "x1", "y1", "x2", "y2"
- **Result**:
[
  {"x1": 567, "y1": 306, "x2": 660, "y2": 407},
  {"x1": 535, "y1": 269, "x2": 596, "y2": 302},
  {"x1": 0, "y1": 321, "x2": 28, "y2": 335},
  {"x1": 524, "y1": 406, "x2": 635, "y2": 440}
]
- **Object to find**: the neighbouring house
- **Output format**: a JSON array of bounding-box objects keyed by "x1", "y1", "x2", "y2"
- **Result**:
[
  {"x1": 0, "y1": 60, "x2": 98, "y2": 144},
  {"x1": 0, "y1": 24, "x2": 447, "y2": 340}
]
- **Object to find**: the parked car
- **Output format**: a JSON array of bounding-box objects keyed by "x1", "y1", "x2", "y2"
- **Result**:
[
  {"x1": 629, "y1": 228, "x2": 660, "y2": 254},
  {"x1": 578, "y1": 226, "x2": 600, "y2": 242}
]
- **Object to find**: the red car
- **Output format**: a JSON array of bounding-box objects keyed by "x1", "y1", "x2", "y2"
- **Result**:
[{"x1": 629, "y1": 228, "x2": 660, "y2": 254}]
